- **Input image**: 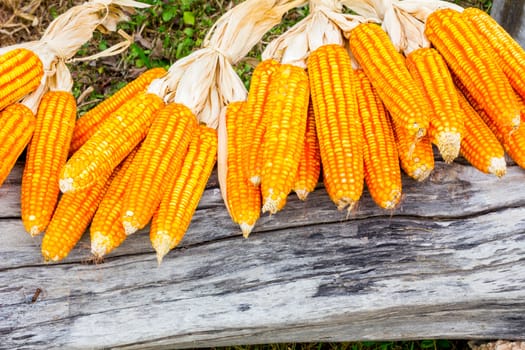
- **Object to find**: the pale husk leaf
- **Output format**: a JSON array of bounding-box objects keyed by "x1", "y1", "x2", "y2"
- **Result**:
[
  {"x1": 262, "y1": 0, "x2": 367, "y2": 67},
  {"x1": 148, "y1": 0, "x2": 307, "y2": 128}
]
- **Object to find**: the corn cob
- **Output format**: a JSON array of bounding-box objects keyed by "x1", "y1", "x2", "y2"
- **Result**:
[
  {"x1": 459, "y1": 78, "x2": 525, "y2": 169},
  {"x1": 70, "y1": 67, "x2": 167, "y2": 155},
  {"x1": 225, "y1": 101, "x2": 261, "y2": 237},
  {"x1": 355, "y1": 69, "x2": 402, "y2": 209},
  {"x1": 392, "y1": 117, "x2": 434, "y2": 181},
  {"x1": 90, "y1": 146, "x2": 140, "y2": 258},
  {"x1": 151, "y1": 125, "x2": 217, "y2": 264},
  {"x1": 41, "y1": 171, "x2": 114, "y2": 262},
  {"x1": 242, "y1": 59, "x2": 280, "y2": 186},
  {"x1": 425, "y1": 8, "x2": 520, "y2": 135},
  {"x1": 292, "y1": 100, "x2": 321, "y2": 201},
  {"x1": 260, "y1": 63, "x2": 309, "y2": 214},
  {"x1": 462, "y1": 7, "x2": 525, "y2": 99},
  {"x1": 121, "y1": 103, "x2": 197, "y2": 235},
  {"x1": 307, "y1": 44, "x2": 364, "y2": 211},
  {"x1": 0, "y1": 48, "x2": 43, "y2": 111},
  {"x1": 349, "y1": 23, "x2": 431, "y2": 142},
  {"x1": 0, "y1": 103, "x2": 36, "y2": 187},
  {"x1": 21, "y1": 91, "x2": 77, "y2": 236},
  {"x1": 457, "y1": 89, "x2": 506, "y2": 177},
  {"x1": 59, "y1": 92, "x2": 165, "y2": 193},
  {"x1": 405, "y1": 48, "x2": 464, "y2": 163}
]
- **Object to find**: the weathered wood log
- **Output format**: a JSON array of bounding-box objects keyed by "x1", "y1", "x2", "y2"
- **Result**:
[
  {"x1": 1, "y1": 160, "x2": 525, "y2": 348},
  {"x1": 491, "y1": 0, "x2": 525, "y2": 47}
]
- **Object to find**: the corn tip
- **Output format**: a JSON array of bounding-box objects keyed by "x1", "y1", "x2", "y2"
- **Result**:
[
  {"x1": 336, "y1": 197, "x2": 355, "y2": 212},
  {"x1": 59, "y1": 178, "x2": 74, "y2": 193},
  {"x1": 294, "y1": 189, "x2": 309, "y2": 201},
  {"x1": 488, "y1": 157, "x2": 507, "y2": 178},
  {"x1": 152, "y1": 231, "x2": 171, "y2": 265},
  {"x1": 249, "y1": 176, "x2": 261, "y2": 186},
  {"x1": 240, "y1": 222, "x2": 255, "y2": 238},
  {"x1": 122, "y1": 220, "x2": 138, "y2": 236},
  {"x1": 414, "y1": 167, "x2": 433, "y2": 182},
  {"x1": 29, "y1": 226, "x2": 41, "y2": 237},
  {"x1": 90, "y1": 231, "x2": 109, "y2": 258},
  {"x1": 381, "y1": 189, "x2": 402, "y2": 210},
  {"x1": 262, "y1": 197, "x2": 280, "y2": 215},
  {"x1": 436, "y1": 132, "x2": 461, "y2": 164}
]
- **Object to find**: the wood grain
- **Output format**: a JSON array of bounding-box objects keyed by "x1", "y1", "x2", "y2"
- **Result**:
[{"x1": 1, "y1": 160, "x2": 525, "y2": 348}]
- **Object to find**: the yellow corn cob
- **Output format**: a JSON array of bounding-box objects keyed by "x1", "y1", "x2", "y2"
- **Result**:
[
  {"x1": 355, "y1": 69, "x2": 402, "y2": 209},
  {"x1": 90, "y1": 145, "x2": 140, "y2": 258},
  {"x1": 459, "y1": 80, "x2": 525, "y2": 169},
  {"x1": 59, "y1": 92, "x2": 165, "y2": 193},
  {"x1": 462, "y1": 7, "x2": 525, "y2": 99},
  {"x1": 425, "y1": 8, "x2": 520, "y2": 135},
  {"x1": 292, "y1": 100, "x2": 321, "y2": 201},
  {"x1": 349, "y1": 23, "x2": 431, "y2": 142},
  {"x1": 406, "y1": 48, "x2": 465, "y2": 163},
  {"x1": 225, "y1": 101, "x2": 261, "y2": 237},
  {"x1": 260, "y1": 64, "x2": 309, "y2": 214},
  {"x1": 21, "y1": 91, "x2": 77, "y2": 236},
  {"x1": 0, "y1": 103, "x2": 36, "y2": 187},
  {"x1": 70, "y1": 67, "x2": 167, "y2": 154},
  {"x1": 242, "y1": 59, "x2": 280, "y2": 186},
  {"x1": 392, "y1": 117, "x2": 434, "y2": 181},
  {"x1": 307, "y1": 44, "x2": 364, "y2": 211},
  {"x1": 150, "y1": 125, "x2": 217, "y2": 264},
  {"x1": 0, "y1": 48, "x2": 43, "y2": 110},
  {"x1": 457, "y1": 89, "x2": 506, "y2": 177},
  {"x1": 41, "y1": 171, "x2": 114, "y2": 262},
  {"x1": 122, "y1": 103, "x2": 197, "y2": 235}
]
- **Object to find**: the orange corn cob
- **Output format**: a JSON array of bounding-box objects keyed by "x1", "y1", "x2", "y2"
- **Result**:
[
  {"x1": 307, "y1": 44, "x2": 364, "y2": 212},
  {"x1": 41, "y1": 171, "x2": 114, "y2": 262},
  {"x1": 462, "y1": 7, "x2": 525, "y2": 99},
  {"x1": 225, "y1": 101, "x2": 261, "y2": 237},
  {"x1": 90, "y1": 146, "x2": 140, "y2": 258},
  {"x1": 0, "y1": 48, "x2": 43, "y2": 110},
  {"x1": 151, "y1": 125, "x2": 217, "y2": 264},
  {"x1": 292, "y1": 100, "x2": 321, "y2": 201},
  {"x1": 457, "y1": 90, "x2": 506, "y2": 177},
  {"x1": 70, "y1": 67, "x2": 166, "y2": 154},
  {"x1": 459, "y1": 80, "x2": 525, "y2": 169},
  {"x1": 242, "y1": 59, "x2": 280, "y2": 186},
  {"x1": 121, "y1": 103, "x2": 197, "y2": 235},
  {"x1": 392, "y1": 118, "x2": 434, "y2": 181},
  {"x1": 406, "y1": 48, "x2": 464, "y2": 163},
  {"x1": 260, "y1": 64, "x2": 309, "y2": 214},
  {"x1": 0, "y1": 103, "x2": 36, "y2": 187},
  {"x1": 355, "y1": 69, "x2": 402, "y2": 209},
  {"x1": 425, "y1": 8, "x2": 520, "y2": 135},
  {"x1": 21, "y1": 91, "x2": 77, "y2": 236},
  {"x1": 349, "y1": 23, "x2": 431, "y2": 142},
  {"x1": 59, "y1": 92, "x2": 164, "y2": 193}
]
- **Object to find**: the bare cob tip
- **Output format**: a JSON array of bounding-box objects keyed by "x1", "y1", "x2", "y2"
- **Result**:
[
  {"x1": 436, "y1": 132, "x2": 461, "y2": 164},
  {"x1": 249, "y1": 176, "x2": 261, "y2": 186},
  {"x1": 59, "y1": 178, "x2": 75, "y2": 193},
  {"x1": 122, "y1": 212, "x2": 139, "y2": 235},
  {"x1": 151, "y1": 232, "x2": 171, "y2": 266},
  {"x1": 41, "y1": 250, "x2": 60, "y2": 263},
  {"x1": 24, "y1": 216, "x2": 43, "y2": 237},
  {"x1": 90, "y1": 231, "x2": 110, "y2": 259},
  {"x1": 240, "y1": 222, "x2": 255, "y2": 238},
  {"x1": 488, "y1": 157, "x2": 507, "y2": 178},
  {"x1": 262, "y1": 197, "x2": 282, "y2": 215},
  {"x1": 381, "y1": 190, "x2": 402, "y2": 210},
  {"x1": 413, "y1": 166, "x2": 433, "y2": 182},
  {"x1": 294, "y1": 189, "x2": 310, "y2": 201}
]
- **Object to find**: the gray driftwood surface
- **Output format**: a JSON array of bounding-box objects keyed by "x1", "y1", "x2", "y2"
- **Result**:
[
  {"x1": 491, "y1": 0, "x2": 525, "y2": 47},
  {"x1": 1, "y1": 159, "x2": 525, "y2": 349}
]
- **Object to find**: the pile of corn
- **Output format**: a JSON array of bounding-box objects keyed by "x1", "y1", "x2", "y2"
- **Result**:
[{"x1": 0, "y1": 0, "x2": 524, "y2": 263}]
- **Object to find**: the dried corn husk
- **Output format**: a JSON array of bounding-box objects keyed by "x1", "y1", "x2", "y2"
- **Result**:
[
  {"x1": 342, "y1": 0, "x2": 463, "y2": 54},
  {"x1": 0, "y1": 0, "x2": 146, "y2": 103},
  {"x1": 262, "y1": 0, "x2": 368, "y2": 67}
]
